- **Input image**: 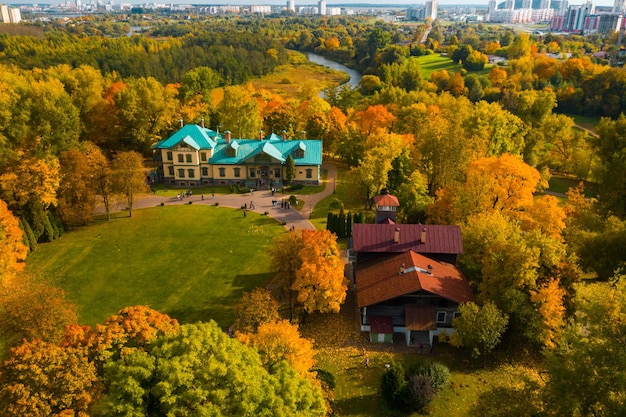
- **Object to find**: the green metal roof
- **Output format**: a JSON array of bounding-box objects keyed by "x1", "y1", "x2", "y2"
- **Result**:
[
  {"x1": 152, "y1": 124, "x2": 218, "y2": 150},
  {"x1": 154, "y1": 124, "x2": 323, "y2": 166}
]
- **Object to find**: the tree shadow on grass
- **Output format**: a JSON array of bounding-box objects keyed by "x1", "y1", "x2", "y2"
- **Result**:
[
  {"x1": 333, "y1": 393, "x2": 385, "y2": 416},
  {"x1": 165, "y1": 272, "x2": 276, "y2": 327}
]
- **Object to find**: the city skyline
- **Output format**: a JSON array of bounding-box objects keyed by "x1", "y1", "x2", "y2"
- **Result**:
[{"x1": 4, "y1": 0, "x2": 618, "y2": 5}]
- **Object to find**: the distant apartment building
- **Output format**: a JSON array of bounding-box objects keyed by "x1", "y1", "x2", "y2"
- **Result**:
[
  {"x1": 583, "y1": 13, "x2": 623, "y2": 34},
  {"x1": 318, "y1": 0, "x2": 326, "y2": 15},
  {"x1": 0, "y1": 4, "x2": 21, "y2": 23},
  {"x1": 489, "y1": 0, "x2": 553, "y2": 23},
  {"x1": 550, "y1": 1, "x2": 599, "y2": 33},
  {"x1": 407, "y1": 1, "x2": 438, "y2": 21},
  {"x1": 250, "y1": 5, "x2": 272, "y2": 14}
]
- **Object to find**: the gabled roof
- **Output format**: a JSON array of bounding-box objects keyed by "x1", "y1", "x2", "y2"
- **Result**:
[
  {"x1": 374, "y1": 194, "x2": 400, "y2": 207},
  {"x1": 352, "y1": 224, "x2": 463, "y2": 255},
  {"x1": 210, "y1": 138, "x2": 322, "y2": 166},
  {"x1": 356, "y1": 250, "x2": 474, "y2": 308},
  {"x1": 152, "y1": 124, "x2": 218, "y2": 150},
  {"x1": 154, "y1": 124, "x2": 323, "y2": 166}
]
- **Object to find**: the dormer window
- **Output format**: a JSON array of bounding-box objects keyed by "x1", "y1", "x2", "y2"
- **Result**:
[
  {"x1": 294, "y1": 141, "x2": 306, "y2": 159},
  {"x1": 226, "y1": 141, "x2": 239, "y2": 157}
]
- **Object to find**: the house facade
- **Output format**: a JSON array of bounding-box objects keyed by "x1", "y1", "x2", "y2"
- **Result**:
[
  {"x1": 152, "y1": 123, "x2": 322, "y2": 188},
  {"x1": 356, "y1": 250, "x2": 474, "y2": 347},
  {"x1": 350, "y1": 212, "x2": 473, "y2": 347}
]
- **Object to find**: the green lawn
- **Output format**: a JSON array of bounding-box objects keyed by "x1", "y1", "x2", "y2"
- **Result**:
[
  {"x1": 25, "y1": 205, "x2": 284, "y2": 327},
  {"x1": 416, "y1": 54, "x2": 462, "y2": 79}
]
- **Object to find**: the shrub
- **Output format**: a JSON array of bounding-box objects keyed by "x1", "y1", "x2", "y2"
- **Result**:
[
  {"x1": 188, "y1": 201, "x2": 192, "y2": 205},
  {"x1": 288, "y1": 195, "x2": 297, "y2": 205},
  {"x1": 328, "y1": 198, "x2": 343, "y2": 210},
  {"x1": 408, "y1": 361, "x2": 450, "y2": 391},
  {"x1": 407, "y1": 375, "x2": 433, "y2": 413},
  {"x1": 280, "y1": 78, "x2": 292, "y2": 84},
  {"x1": 214, "y1": 202, "x2": 219, "y2": 206},
  {"x1": 381, "y1": 361, "x2": 407, "y2": 406},
  {"x1": 264, "y1": 211, "x2": 269, "y2": 215}
]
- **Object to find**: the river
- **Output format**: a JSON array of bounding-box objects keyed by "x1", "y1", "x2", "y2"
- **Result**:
[{"x1": 305, "y1": 52, "x2": 362, "y2": 89}]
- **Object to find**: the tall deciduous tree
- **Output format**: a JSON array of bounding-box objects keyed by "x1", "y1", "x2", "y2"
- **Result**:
[
  {"x1": 293, "y1": 230, "x2": 347, "y2": 314},
  {"x1": 543, "y1": 280, "x2": 626, "y2": 416},
  {"x1": 594, "y1": 114, "x2": 626, "y2": 218},
  {"x1": 449, "y1": 301, "x2": 509, "y2": 366},
  {"x1": 0, "y1": 339, "x2": 98, "y2": 417},
  {"x1": 268, "y1": 230, "x2": 304, "y2": 321},
  {"x1": 1, "y1": 273, "x2": 78, "y2": 344},
  {"x1": 239, "y1": 319, "x2": 317, "y2": 381},
  {"x1": 111, "y1": 151, "x2": 147, "y2": 218},
  {"x1": 217, "y1": 84, "x2": 262, "y2": 139},
  {"x1": 0, "y1": 199, "x2": 27, "y2": 289},
  {"x1": 233, "y1": 288, "x2": 280, "y2": 333},
  {"x1": 98, "y1": 321, "x2": 326, "y2": 417}
]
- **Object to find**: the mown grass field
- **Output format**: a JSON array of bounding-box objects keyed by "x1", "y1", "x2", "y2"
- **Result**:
[
  {"x1": 415, "y1": 54, "x2": 494, "y2": 80},
  {"x1": 25, "y1": 205, "x2": 284, "y2": 327}
]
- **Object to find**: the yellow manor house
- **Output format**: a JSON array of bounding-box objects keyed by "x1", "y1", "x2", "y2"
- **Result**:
[{"x1": 152, "y1": 123, "x2": 323, "y2": 189}]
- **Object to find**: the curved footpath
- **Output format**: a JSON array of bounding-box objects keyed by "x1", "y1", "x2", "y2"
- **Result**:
[{"x1": 117, "y1": 161, "x2": 338, "y2": 231}]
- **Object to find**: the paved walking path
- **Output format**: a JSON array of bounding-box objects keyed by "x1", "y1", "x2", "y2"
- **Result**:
[{"x1": 111, "y1": 161, "x2": 338, "y2": 231}]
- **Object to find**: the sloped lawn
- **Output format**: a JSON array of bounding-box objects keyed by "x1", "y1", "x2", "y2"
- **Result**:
[{"x1": 25, "y1": 205, "x2": 284, "y2": 327}]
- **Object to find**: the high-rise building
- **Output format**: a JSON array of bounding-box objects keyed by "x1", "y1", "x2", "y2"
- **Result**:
[
  {"x1": 318, "y1": 0, "x2": 326, "y2": 15},
  {"x1": 0, "y1": 4, "x2": 20, "y2": 23},
  {"x1": 504, "y1": 0, "x2": 515, "y2": 10},
  {"x1": 287, "y1": 0, "x2": 295, "y2": 12},
  {"x1": 614, "y1": 0, "x2": 626, "y2": 14},
  {"x1": 425, "y1": 0, "x2": 437, "y2": 20},
  {"x1": 539, "y1": 0, "x2": 552, "y2": 9}
]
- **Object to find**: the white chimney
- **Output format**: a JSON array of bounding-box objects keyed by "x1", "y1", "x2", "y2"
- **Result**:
[{"x1": 178, "y1": 119, "x2": 184, "y2": 128}]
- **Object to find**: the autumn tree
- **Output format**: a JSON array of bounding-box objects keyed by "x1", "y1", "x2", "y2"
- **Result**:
[
  {"x1": 457, "y1": 153, "x2": 543, "y2": 219},
  {"x1": 268, "y1": 230, "x2": 304, "y2": 321},
  {"x1": 1, "y1": 273, "x2": 78, "y2": 345},
  {"x1": 449, "y1": 301, "x2": 509, "y2": 366},
  {"x1": 111, "y1": 151, "x2": 147, "y2": 217},
  {"x1": 98, "y1": 321, "x2": 326, "y2": 417},
  {"x1": 293, "y1": 229, "x2": 347, "y2": 314},
  {"x1": 529, "y1": 279, "x2": 566, "y2": 349},
  {"x1": 238, "y1": 319, "x2": 317, "y2": 381},
  {"x1": 62, "y1": 305, "x2": 180, "y2": 369},
  {"x1": 113, "y1": 76, "x2": 179, "y2": 153},
  {"x1": 347, "y1": 129, "x2": 407, "y2": 207},
  {"x1": 594, "y1": 114, "x2": 626, "y2": 218},
  {"x1": 0, "y1": 199, "x2": 27, "y2": 290},
  {"x1": 233, "y1": 288, "x2": 280, "y2": 333},
  {"x1": 217, "y1": 84, "x2": 262, "y2": 139},
  {"x1": 543, "y1": 280, "x2": 626, "y2": 416},
  {"x1": 58, "y1": 147, "x2": 93, "y2": 226},
  {"x1": 0, "y1": 339, "x2": 98, "y2": 417}
]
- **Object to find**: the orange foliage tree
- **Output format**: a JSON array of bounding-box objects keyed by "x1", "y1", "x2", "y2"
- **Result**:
[
  {"x1": 530, "y1": 279, "x2": 566, "y2": 349},
  {"x1": 293, "y1": 230, "x2": 347, "y2": 314},
  {"x1": 0, "y1": 199, "x2": 27, "y2": 289},
  {"x1": 0, "y1": 339, "x2": 98, "y2": 417},
  {"x1": 63, "y1": 305, "x2": 179, "y2": 368}
]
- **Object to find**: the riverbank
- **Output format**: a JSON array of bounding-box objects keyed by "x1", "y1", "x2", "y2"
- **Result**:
[{"x1": 248, "y1": 50, "x2": 350, "y2": 99}]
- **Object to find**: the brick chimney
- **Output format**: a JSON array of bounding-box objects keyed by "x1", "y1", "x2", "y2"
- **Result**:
[
  {"x1": 225, "y1": 130, "x2": 231, "y2": 143},
  {"x1": 178, "y1": 119, "x2": 184, "y2": 128},
  {"x1": 301, "y1": 130, "x2": 306, "y2": 140},
  {"x1": 421, "y1": 228, "x2": 427, "y2": 243},
  {"x1": 282, "y1": 130, "x2": 287, "y2": 141},
  {"x1": 394, "y1": 227, "x2": 400, "y2": 243},
  {"x1": 200, "y1": 118, "x2": 205, "y2": 128}
]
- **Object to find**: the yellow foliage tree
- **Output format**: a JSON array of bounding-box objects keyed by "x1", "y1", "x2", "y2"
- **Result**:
[
  {"x1": 293, "y1": 230, "x2": 347, "y2": 314},
  {"x1": 461, "y1": 153, "x2": 542, "y2": 216},
  {"x1": 239, "y1": 319, "x2": 317, "y2": 381},
  {"x1": 530, "y1": 279, "x2": 566, "y2": 349},
  {"x1": 0, "y1": 199, "x2": 28, "y2": 290}
]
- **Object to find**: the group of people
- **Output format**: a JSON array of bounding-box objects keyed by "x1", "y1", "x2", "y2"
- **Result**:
[{"x1": 175, "y1": 189, "x2": 193, "y2": 202}]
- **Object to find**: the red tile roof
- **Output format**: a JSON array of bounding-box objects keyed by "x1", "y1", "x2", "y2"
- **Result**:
[
  {"x1": 374, "y1": 194, "x2": 400, "y2": 207},
  {"x1": 352, "y1": 223, "x2": 463, "y2": 255},
  {"x1": 356, "y1": 250, "x2": 474, "y2": 308}
]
